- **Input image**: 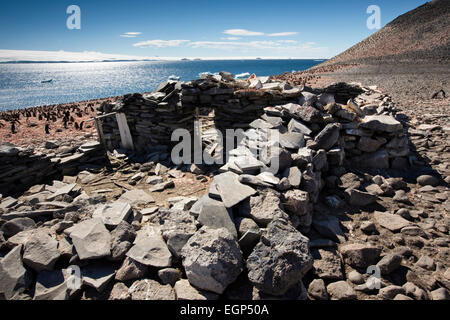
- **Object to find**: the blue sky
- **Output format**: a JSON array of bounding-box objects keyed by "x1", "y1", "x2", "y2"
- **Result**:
[{"x1": 0, "y1": 0, "x2": 429, "y2": 60}]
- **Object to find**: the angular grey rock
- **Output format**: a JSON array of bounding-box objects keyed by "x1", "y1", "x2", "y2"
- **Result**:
[
  {"x1": 174, "y1": 279, "x2": 219, "y2": 300},
  {"x1": 311, "y1": 123, "x2": 340, "y2": 151},
  {"x1": 239, "y1": 189, "x2": 289, "y2": 226},
  {"x1": 0, "y1": 245, "x2": 32, "y2": 300},
  {"x1": 339, "y1": 243, "x2": 382, "y2": 269},
  {"x1": 312, "y1": 215, "x2": 346, "y2": 243},
  {"x1": 92, "y1": 201, "x2": 132, "y2": 228},
  {"x1": 213, "y1": 172, "x2": 256, "y2": 208},
  {"x1": 152, "y1": 208, "x2": 197, "y2": 259},
  {"x1": 374, "y1": 211, "x2": 411, "y2": 232},
  {"x1": 288, "y1": 118, "x2": 312, "y2": 136},
  {"x1": 431, "y1": 288, "x2": 450, "y2": 300},
  {"x1": 127, "y1": 226, "x2": 172, "y2": 267},
  {"x1": 23, "y1": 230, "x2": 61, "y2": 272},
  {"x1": 238, "y1": 229, "x2": 261, "y2": 254},
  {"x1": 307, "y1": 279, "x2": 329, "y2": 300},
  {"x1": 247, "y1": 219, "x2": 313, "y2": 296},
  {"x1": 146, "y1": 176, "x2": 163, "y2": 185},
  {"x1": 0, "y1": 196, "x2": 18, "y2": 210},
  {"x1": 283, "y1": 166, "x2": 302, "y2": 188},
  {"x1": 1, "y1": 217, "x2": 36, "y2": 238},
  {"x1": 198, "y1": 201, "x2": 237, "y2": 238},
  {"x1": 110, "y1": 221, "x2": 136, "y2": 261},
  {"x1": 377, "y1": 254, "x2": 403, "y2": 275},
  {"x1": 379, "y1": 285, "x2": 405, "y2": 299},
  {"x1": 415, "y1": 255, "x2": 436, "y2": 271},
  {"x1": 312, "y1": 248, "x2": 344, "y2": 280},
  {"x1": 118, "y1": 189, "x2": 154, "y2": 206},
  {"x1": 158, "y1": 268, "x2": 181, "y2": 286},
  {"x1": 115, "y1": 257, "x2": 147, "y2": 281},
  {"x1": 257, "y1": 171, "x2": 280, "y2": 185},
  {"x1": 352, "y1": 149, "x2": 390, "y2": 169},
  {"x1": 109, "y1": 283, "x2": 131, "y2": 300},
  {"x1": 360, "y1": 115, "x2": 403, "y2": 133},
  {"x1": 181, "y1": 226, "x2": 243, "y2": 294},
  {"x1": 46, "y1": 183, "x2": 76, "y2": 201},
  {"x1": 68, "y1": 218, "x2": 111, "y2": 260},
  {"x1": 348, "y1": 189, "x2": 378, "y2": 207},
  {"x1": 417, "y1": 175, "x2": 439, "y2": 187},
  {"x1": 299, "y1": 92, "x2": 317, "y2": 106},
  {"x1": 280, "y1": 132, "x2": 305, "y2": 150},
  {"x1": 33, "y1": 269, "x2": 70, "y2": 300},
  {"x1": 283, "y1": 190, "x2": 311, "y2": 217},
  {"x1": 327, "y1": 281, "x2": 357, "y2": 300},
  {"x1": 81, "y1": 263, "x2": 115, "y2": 292},
  {"x1": 128, "y1": 279, "x2": 176, "y2": 300},
  {"x1": 238, "y1": 174, "x2": 272, "y2": 188},
  {"x1": 260, "y1": 146, "x2": 292, "y2": 173},
  {"x1": 235, "y1": 217, "x2": 260, "y2": 238},
  {"x1": 357, "y1": 136, "x2": 386, "y2": 153}
]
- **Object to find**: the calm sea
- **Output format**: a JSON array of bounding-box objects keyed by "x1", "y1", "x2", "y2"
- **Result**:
[{"x1": 0, "y1": 59, "x2": 324, "y2": 111}]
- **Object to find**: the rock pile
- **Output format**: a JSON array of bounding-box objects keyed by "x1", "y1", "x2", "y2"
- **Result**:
[{"x1": 1, "y1": 72, "x2": 448, "y2": 301}]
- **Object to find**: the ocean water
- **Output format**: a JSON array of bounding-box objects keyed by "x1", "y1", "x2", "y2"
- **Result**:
[{"x1": 0, "y1": 59, "x2": 324, "y2": 111}]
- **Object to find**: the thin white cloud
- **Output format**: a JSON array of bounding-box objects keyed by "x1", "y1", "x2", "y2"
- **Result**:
[
  {"x1": 223, "y1": 29, "x2": 265, "y2": 36},
  {"x1": 133, "y1": 40, "x2": 190, "y2": 48},
  {"x1": 268, "y1": 32, "x2": 298, "y2": 37},
  {"x1": 221, "y1": 37, "x2": 241, "y2": 41},
  {"x1": 120, "y1": 32, "x2": 142, "y2": 38}
]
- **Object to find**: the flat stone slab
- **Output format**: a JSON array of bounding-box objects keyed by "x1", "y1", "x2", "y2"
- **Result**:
[
  {"x1": 81, "y1": 263, "x2": 115, "y2": 292},
  {"x1": 118, "y1": 189, "x2": 155, "y2": 206},
  {"x1": 93, "y1": 201, "x2": 132, "y2": 227},
  {"x1": 198, "y1": 201, "x2": 237, "y2": 238},
  {"x1": 213, "y1": 172, "x2": 256, "y2": 208},
  {"x1": 46, "y1": 183, "x2": 76, "y2": 201},
  {"x1": 127, "y1": 226, "x2": 172, "y2": 268},
  {"x1": 68, "y1": 218, "x2": 111, "y2": 260},
  {"x1": 360, "y1": 115, "x2": 403, "y2": 133},
  {"x1": 374, "y1": 211, "x2": 411, "y2": 232}
]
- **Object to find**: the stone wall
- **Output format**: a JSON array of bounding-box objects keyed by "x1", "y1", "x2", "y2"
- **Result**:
[
  {"x1": 0, "y1": 141, "x2": 106, "y2": 196},
  {"x1": 97, "y1": 73, "x2": 408, "y2": 171}
]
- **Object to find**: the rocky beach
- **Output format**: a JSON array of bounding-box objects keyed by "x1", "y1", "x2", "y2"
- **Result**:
[{"x1": 0, "y1": 0, "x2": 449, "y2": 302}]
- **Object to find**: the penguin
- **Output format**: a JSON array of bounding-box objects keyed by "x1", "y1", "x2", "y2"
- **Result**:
[{"x1": 45, "y1": 123, "x2": 50, "y2": 134}]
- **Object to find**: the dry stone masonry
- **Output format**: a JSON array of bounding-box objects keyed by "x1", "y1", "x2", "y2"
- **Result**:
[{"x1": 0, "y1": 72, "x2": 448, "y2": 301}]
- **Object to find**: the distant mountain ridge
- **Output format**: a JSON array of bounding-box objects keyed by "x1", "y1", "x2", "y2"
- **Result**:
[{"x1": 316, "y1": 0, "x2": 450, "y2": 67}]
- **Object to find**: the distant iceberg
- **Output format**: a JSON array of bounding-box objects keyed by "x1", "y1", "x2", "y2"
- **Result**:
[
  {"x1": 168, "y1": 75, "x2": 180, "y2": 80},
  {"x1": 235, "y1": 72, "x2": 250, "y2": 79}
]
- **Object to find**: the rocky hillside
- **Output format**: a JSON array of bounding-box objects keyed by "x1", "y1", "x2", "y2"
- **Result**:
[{"x1": 317, "y1": 0, "x2": 450, "y2": 67}]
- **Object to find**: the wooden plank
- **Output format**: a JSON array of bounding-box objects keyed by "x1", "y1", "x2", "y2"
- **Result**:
[{"x1": 115, "y1": 113, "x2": 134, "y2": 150}]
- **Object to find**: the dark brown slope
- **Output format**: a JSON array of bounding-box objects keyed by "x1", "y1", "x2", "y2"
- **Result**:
[{"x1": 317, "y1": 0, "x2": 450, "y2": 67}]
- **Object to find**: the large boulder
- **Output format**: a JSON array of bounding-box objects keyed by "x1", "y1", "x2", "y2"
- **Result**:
[
  {"x1": 181, "y1": 227, "x2": 243, "y2": 294},
  {"x1": 246, "y1": 219, "x2": 313, "y2": 296}
]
